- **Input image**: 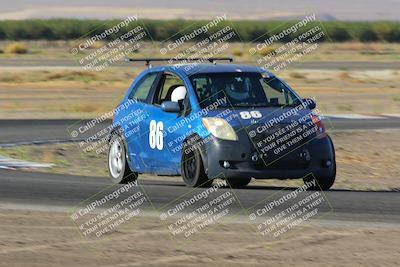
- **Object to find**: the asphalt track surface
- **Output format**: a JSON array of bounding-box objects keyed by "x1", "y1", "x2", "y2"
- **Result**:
[
  {"x1": 1, "y1": 117, "x2": 400, "y2": 145},
  {"x1": 0, "y1": 118, "x2": 400, "y2": 224},
  {"x1": 0, "y1": 169, "x2": 399, "y2": 224}
]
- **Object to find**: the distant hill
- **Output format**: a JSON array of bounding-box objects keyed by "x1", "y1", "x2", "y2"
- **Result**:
[{"x1": 0, "y1": 0, "x2": 399, "y2": 21}]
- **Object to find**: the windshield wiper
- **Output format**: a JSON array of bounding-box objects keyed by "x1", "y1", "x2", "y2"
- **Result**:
[
  {"x1": 232, "y1": 103, "x2": 252, "y2": 107},
  {"x1": 232, "y1": 103, "x2": 277, "y2": 108},
  {"x1": 253, "y1": 103, "x2": 283, "y2": 107}
]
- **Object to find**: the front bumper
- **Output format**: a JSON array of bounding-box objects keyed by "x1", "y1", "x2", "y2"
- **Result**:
[{"x1": 199, "y1": 128, "x2": 335, "y2": 180}]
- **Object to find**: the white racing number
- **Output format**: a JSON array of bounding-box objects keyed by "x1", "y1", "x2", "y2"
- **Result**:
[
  {"x1": 149, "y1": 120, "x2": 163, "y2": 150},
  {"x1": 239, "y1": 111, "x2": 262, "y2": 119}
]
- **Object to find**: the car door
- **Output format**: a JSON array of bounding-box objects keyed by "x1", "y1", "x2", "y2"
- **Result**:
[
  {"x1": 146, "y1": 72, "x2": 193, "y2": 175},
  {"x1": 124, "y1": 71, "x2": 161, "y2": 173}
]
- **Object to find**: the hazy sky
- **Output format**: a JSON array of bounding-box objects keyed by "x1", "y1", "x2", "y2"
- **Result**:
[{"x1": 0, "y1": 0, "x2": 399, "y2": 21}]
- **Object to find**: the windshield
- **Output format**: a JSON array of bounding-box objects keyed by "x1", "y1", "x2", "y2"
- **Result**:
[{"x1": 190, "y1": 72, "x2": 301, "y2": 108}]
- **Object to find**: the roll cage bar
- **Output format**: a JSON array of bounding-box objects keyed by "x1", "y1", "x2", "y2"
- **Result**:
[{"x1": 125, "y1": 57, "x2": 233, "y2": 68}]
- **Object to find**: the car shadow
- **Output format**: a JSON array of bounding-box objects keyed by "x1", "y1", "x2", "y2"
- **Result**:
[
  {"x1": 138, "y1": 179, "x2": 399, "y2": 193},
  {"x1": 244, "y1": 184, "x2": 400, "y2": 193}
]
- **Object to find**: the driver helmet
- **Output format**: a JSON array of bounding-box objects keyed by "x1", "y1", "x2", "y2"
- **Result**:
[
  {"x1": 224, "y1": 77, "x2": 250, "y2": 101},
  {"x1": 171, "y1": 86, "x2": 187, "y2": 102}
]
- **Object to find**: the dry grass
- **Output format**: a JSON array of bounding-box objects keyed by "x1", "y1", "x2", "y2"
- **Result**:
[
  {"x1": 1, "y1": 41, "x2": 399, "y2": 62},
  {"x1": 0, "y1": 84, "x2": 127, "y2": 119},
  {"x1": 45, "y1": 71, "x2": 98, "y2": 81},
  {"x1": 4, "y1": 42, "x2": 28, "y2": 54},
  {"x1": 279, "y1": 70, "x2": 400, "y2": 115},
  {"x1": 258, "y1": 46, "x2": 275, "y2": 57},
  {"x1": 288, "y1": 72, "x2": 306, "y2": 79},
  {"x1": 0, "y1": 67, "x2": 140, "y2": 118},
  {"x1": 0, "y1": 69, "x2": 399, "y2": 118},
  {"x1": 337, "y1": 72, "x2": 352, "y2": 80},
  {"x1": 0, "y1": 69, "x2": 133, "y2": 84}
]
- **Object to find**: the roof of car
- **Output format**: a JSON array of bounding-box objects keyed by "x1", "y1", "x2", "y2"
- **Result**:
[{"x1": 148, "y1": 63, "x2": 272, "y2": 76}]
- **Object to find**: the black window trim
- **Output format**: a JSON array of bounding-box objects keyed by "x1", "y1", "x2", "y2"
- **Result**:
[
  {"x1": 151, "y1": 71, "x2": 185, "y2": 106},
  {"x1": 151, "y1": 71, "x2": 192, "y2": 117},
  {"x1": 129, "y1": 71, "x2": 162, "y2": 104}
]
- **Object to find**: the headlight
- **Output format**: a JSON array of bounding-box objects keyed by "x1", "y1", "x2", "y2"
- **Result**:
[{"x1": 202, "y1": 118, "x2": 238, "y2": 141}]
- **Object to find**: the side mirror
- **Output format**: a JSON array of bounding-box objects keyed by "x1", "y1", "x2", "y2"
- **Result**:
[
  {"x1": 302, "y1": 98, "x2": 316, "y2": 110},
  {"x1": 161, "y1": 101, "x2": 181, "y2": 113}
]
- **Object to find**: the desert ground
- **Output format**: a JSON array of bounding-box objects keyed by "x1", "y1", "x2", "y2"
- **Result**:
[
  {"x1": 0, "y1": 41, "x2": 399, "y2": 118},
  {"x1": 0, "y1": 208, "x2": 399, "y2": 267}
]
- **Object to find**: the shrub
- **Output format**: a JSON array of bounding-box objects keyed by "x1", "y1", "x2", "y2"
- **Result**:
[
  {"x1": 385, "y1": 28, "x2": 400, "y2": 42},
  {"x1": 0, "y1": 27, "x2": 5, "y2": 40},
  {"x1": 329, "y1": 28, "x2": 351, "y2": 42},
  {"x1": 0, "y1": 19, "x2": 399, "y2": 43},
  {"x1": 258, "y1": 46, "x2": 275, "y2": 57},
  {"x1": 337, "y1": 72, "x2": 351, "y2": 80},
  {"x1": 4, "y1": 42, "x2": 28, "y2": 54},
  {"x1": 359, "y1": 29, "x2": 379, "y2": 42},
  {"x1": 373, "y1": 23, "x2": 400, "y2": 42},
  {"x1": 289, "y1": 72, "x2": 306, "y2": 79},
  {"x1": 231, "y1": 49, "x2": 243, "y2": 57}
]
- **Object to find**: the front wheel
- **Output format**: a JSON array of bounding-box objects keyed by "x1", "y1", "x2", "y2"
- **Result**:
[
  {"x1": 181, "y1": 142, "x2": 212, "y2": 187},
  {"x1": 303, "y1": 171, "x2": 335, "y2": 191},
  {"x1": 303, "y1": 137, "x2": 336, "y2": 191},
  {"x1": 108, "y1": 134, "x2": 137, "y2": 184},
  {"x1": 226, "y1": 177, "x2": 252, "y2": 188}
]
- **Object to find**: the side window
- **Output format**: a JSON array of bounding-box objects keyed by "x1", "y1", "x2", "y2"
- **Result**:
[
  {"x1": 192, "y1": 77, "x2": 209, "y2": 99},
  {"x1": 260, "y1": 77, "x2": 295, "y2": 105},
  {"x1": 154, "y1": 73, "x2": 184, "y2": 105},
  {"x1": 131, "y1": 73, "x2": 158, "y2": 102}
]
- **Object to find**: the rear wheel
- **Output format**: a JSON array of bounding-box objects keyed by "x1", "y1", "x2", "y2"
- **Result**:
[
  {"x1": 108, "y1": 134, "x2": 137, "y2": 184},
  {"x1": 181, "y1": 142, "x2": 212, "y2": 187},
  {"x1": 226, "y1": 178, "x2": 252, "y2": 188}
]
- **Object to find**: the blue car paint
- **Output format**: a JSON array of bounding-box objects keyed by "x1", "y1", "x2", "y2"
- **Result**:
[{"x1": 112, "y1": 64, "x2": 309, "y2": 176}]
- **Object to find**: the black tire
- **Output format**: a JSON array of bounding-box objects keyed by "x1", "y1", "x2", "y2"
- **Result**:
[
  {"x1": 303, "y1": 171, "x2": 336, "y2": 191},
  {"x1": 303, "y1": 137, "x2": 336, "y2": 191},
  {"x1": 108, "y1": 134, "x2": 137, "y2": 184},
  {"x1": 181, "y1": 141, "x2": 212, "y2": 187},
  {"x1": 226, "y1": 178, "x2": 252, "y2": 188}
]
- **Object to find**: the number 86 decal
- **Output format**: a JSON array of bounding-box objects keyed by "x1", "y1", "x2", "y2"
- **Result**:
[
  {"x1": 149, "y1": 120, "x2": 163, "y2": 150},
  {"x1": 239, "y1": 111, "x2": 262, "y2": 119}
]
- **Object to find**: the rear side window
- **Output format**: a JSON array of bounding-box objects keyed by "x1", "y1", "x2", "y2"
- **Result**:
[
  {"x1": 131, "y1": 73, "x2": 158, "y2": 102},
  {"x1": 154, "y1": 73, "x2": 184, "y2": 105}
]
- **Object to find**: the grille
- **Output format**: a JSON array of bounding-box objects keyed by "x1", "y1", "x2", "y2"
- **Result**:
[{"x1": 247, "y1": 123, "x2": 312, "y2": 170}]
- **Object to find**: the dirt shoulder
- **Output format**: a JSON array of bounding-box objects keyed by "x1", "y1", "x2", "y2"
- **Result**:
[
  {"x1": 0, "y1": 68, "x2": 399, "y2": 119},
  {"x1": 0, "y1": 208, "x2": 399, "y2": 267}
]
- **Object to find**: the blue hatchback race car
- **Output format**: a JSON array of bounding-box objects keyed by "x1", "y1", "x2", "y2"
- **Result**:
[{"x1": 108, "y1": 58, "x2": 336, "y2": 190}]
